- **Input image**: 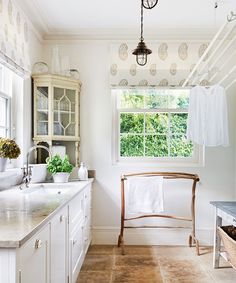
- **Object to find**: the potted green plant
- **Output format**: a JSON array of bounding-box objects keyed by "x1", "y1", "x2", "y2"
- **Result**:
[
  {"x1": 0, "y1": 138, "x2": 21, "y2": 172},
  {"x1": 46, "y1": 154, "x2": 73, "y2": 183}
]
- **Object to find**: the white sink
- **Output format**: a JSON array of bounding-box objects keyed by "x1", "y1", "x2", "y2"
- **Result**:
[{"x1": 20, "y1": 184, "x2": 70, "y2": 195}]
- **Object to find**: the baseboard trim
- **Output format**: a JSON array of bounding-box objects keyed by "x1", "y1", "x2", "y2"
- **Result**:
[{"x1": 92, "y1": 226, "x2": 213, "y2": 246}]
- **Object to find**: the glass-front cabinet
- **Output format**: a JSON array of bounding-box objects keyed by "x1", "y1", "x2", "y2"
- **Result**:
[
  {"x1": 33, "y1": 74, "x2": 81, "y2": 165},
  {"x1": 53, "y1": 87, "x2": 77, "y2": 137}
]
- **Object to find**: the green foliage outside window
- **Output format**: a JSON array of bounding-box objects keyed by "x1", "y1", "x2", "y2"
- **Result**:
[{"x1": 118, "y1": 89, "x2": 193, "y2": 158}]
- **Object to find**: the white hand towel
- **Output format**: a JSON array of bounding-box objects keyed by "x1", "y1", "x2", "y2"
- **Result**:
[{"x1": 126, "y1": 176, "x2": 164, "y2": 214}]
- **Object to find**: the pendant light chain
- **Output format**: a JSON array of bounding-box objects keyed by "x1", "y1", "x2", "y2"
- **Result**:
[{"x1": 140, "y1": 2, "x2": 144, "y2": 41}]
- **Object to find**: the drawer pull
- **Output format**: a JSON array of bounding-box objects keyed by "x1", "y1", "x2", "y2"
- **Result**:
[
  {"x1": 60, "y1": 215, "x2": 65, "y2": 222},
  {"x1": 35, "y1": 239, "x2": 42, "y2": 249}
]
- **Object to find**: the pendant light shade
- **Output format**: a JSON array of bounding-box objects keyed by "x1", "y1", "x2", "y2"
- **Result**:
[
  {"x1": 132, "y1": 1, "x2": 152, "y2": 66},
  {"x1": 132, "y1": 40, "x2": 152, "y2": 66},
  {"x1": 142, "y1": 0, "x2": 158, "y2": 9}
]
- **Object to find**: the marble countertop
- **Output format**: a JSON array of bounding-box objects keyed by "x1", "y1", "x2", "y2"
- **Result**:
[
  {"x1": 210, "y1": 201, "x2": 236, "y2": 219},
  {"x1": 0, "y1": 179, "x2": 93, "y2": 248}
]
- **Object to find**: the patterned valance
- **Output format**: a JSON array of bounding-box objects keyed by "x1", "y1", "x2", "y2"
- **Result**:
[
  {"x1": 0, "y1": 0, "x2": 31, "y2": 76},
  {"x1": 110, "y1": 41, "x2": 209, "y2": 87}
]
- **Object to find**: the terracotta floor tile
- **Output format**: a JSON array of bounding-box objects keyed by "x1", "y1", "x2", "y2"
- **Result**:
[
  {"x1": 112, "y1": 266, "x2": 163, "y2": 283},
  {"x1": 154, "y1": 245, "x2": 197, "y2": 259},
  {"x1": 77, "y1": 271, "x2": 111, "y2": 283},
  {"x1": 81, "y1": 255, "x2": 114, "y2": 271},
  {"x1": 115, "y1": 245, "x2": 157, "y2": 256},
  {"x1": 77, "y1": 245, "x2": 236, "y2": 283},
  {"x1": 115, "y1": 255, "x2": 158, "y2": 267},
  {"x1": 87, "y1": 245, "x2": 115, "y2": 255},
  {"x1": 159, "y1": 258, "x2": 213, "y2": 283}
]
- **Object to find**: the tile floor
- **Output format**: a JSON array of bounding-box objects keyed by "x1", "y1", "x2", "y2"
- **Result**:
[{"x1": 77, "y1": 245, "x2": 236, "y2": 283}]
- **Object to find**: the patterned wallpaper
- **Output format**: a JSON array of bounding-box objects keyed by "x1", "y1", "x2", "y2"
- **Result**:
[
  {"x1": 0, "y1": 0, "x2": 30, "y2": 72},
  {"x1": 110, "y1": 41, "x2": 209, "y2": 87}
]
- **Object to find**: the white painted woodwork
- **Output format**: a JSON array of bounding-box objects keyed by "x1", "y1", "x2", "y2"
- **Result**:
[
  {"x1": 50, "y1": 206, "x2": 68, "y2": 283},
  {"x1": 70, "y1": 218, "x2": 84, "y2": 283},
  {"x1": 0, "y1": 183, "x2": 92, "y2": 283},
  {"x1": 68, "y1": 184, "x2": 92, "y2": 283},
  {"x1": 18, "y1": 224, "x2": 50, "y2": 283}
]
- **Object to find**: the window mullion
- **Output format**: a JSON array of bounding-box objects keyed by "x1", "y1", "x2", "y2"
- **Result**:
[{"x1": 144, "y1": 112, "x2": 146, "y2": 157}]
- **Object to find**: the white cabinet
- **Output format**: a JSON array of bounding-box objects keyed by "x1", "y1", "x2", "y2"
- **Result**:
[
  {"x1": 18, "y1": 224, "x2": 50, "y2": 283},
  {"x1": 68, "y1": 183, "x2": 92, "y2": 283},
  {"x1": 1, "y1": 182, "x2": 92, "y2": 283},
  {"x1": 50, "y1": 206, "x2": 68, "y2": 283},
  {"x1": 70, "y1": 218, "x2": 84, "y2": 283},
  {"x1": 83, "y1": 185, "x2": 92, "y2": 254}
]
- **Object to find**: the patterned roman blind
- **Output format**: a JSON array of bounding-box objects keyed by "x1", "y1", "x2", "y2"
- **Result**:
[
  {"x1": 0, "y1": 0, "x2": 31, "y2": 76},
  {"x1": 110, "y1": 41, "x2": 209, "y2": 87}
]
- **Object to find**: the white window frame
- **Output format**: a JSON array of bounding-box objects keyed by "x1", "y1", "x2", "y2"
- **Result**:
[
  {"x1": 112, "y1": 88, "x2": 204, "y2": 167},
  {"x1": 0, "y1": 92, "x2": 11, "y2": 138},
  {"x1": 0, "y1": 64, "x2": 11, "y2": 138}
]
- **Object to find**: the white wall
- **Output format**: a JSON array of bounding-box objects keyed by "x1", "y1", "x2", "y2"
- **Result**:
[
  {"x1": 42, "y1": 40, "x2": 236, "y2": 245},
  {"x1": 21, "y1": 30, "x2": 44, "y2": 164}
]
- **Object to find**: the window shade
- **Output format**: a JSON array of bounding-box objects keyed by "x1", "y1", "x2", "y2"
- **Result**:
[
  {"x1": 110, "y1": 42, "x2": 209, "y2": 87},
  {"x1": 0, "y1": 0, "x2": 31, "y2": 77}
]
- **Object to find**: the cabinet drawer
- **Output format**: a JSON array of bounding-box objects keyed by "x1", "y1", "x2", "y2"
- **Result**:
[
  {"x1": 84, "y1": 185, "x2": 91, "y2": 202},
  {"x1": 70, "y1": 219, "x2": 84, "y2": 283},
  {"x1": 69, "y1": 192, "x2": 84, "y2": 232}
]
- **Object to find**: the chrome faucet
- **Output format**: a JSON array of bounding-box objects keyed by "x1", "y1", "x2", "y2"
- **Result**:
[{"x1": 20, "y1": 145, "x2": 51, "y2": 189}]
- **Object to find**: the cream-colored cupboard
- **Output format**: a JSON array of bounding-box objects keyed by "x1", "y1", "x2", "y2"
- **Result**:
[
  {"x1": 32, "y1": 74, "x2": 81, "y2": 166},
  {"x1": 0, "y1": 183, "x2": 92, "y2": 283}
]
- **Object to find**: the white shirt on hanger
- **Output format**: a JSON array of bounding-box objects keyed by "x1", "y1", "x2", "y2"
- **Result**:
[{"x1": 187, "y1": 84, "x2": 229, "y2": 147}]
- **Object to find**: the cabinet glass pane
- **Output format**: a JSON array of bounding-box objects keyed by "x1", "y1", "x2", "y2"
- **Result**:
[
  {"x1": 36, "y1": 87, "x2": 48, "y2": 136},
  {"x1": 53, "y1": 87, "x2": 76, "y2": 136}
]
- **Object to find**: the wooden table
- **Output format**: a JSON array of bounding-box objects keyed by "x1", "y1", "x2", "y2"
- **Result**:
[{"x1": 210, "y1": 201, "x2": 236, "y2": 268}]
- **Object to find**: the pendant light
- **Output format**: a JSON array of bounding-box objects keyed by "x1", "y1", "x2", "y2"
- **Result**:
[
  {"x1": 142, "y1": 0, "x2": 158, "y2": 9},
  {"x1": 132, "y1": 1, "x2": 152, "y2": 66}
]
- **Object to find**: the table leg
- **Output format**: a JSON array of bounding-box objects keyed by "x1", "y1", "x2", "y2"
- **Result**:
[{"x1": 213, "y1": 210, "x2": 222, "y2": 268}]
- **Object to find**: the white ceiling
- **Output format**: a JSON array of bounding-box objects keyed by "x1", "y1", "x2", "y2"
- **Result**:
[{"x1": 20, "y1": 0, "x2": 236, "y2": 39}]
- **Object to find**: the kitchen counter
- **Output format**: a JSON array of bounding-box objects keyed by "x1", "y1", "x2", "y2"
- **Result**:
[{"x1": 0, "y1": 179, "x2": 93, "y2": 248}]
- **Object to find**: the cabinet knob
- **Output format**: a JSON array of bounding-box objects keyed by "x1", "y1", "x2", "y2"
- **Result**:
[
  {"x1": 73, "y1": 239, "x2": 77, "y2": 246},
  {"x1": 35, "y1": 239, "x2": 42, "y2": 249},
  {"x1": 60, "y1": 215, "x2": 65, "y2": 222}
]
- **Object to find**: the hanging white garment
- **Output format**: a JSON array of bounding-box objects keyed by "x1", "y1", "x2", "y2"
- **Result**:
[{"x1": 187, "y1": 85, "x2": 229, "y2": 147}]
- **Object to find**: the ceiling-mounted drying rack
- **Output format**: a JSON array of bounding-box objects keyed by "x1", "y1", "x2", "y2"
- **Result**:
[{"x1": 182, "y1": 11, "x2": 236, "y2": 89}]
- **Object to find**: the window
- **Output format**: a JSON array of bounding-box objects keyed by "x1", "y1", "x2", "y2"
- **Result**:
[
  {"x1": 112, "y1": 88, "x2": 204, "y2": 165},
  {"x1": 0, "y1": 64, "x2": 11, "y2": 138}
]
